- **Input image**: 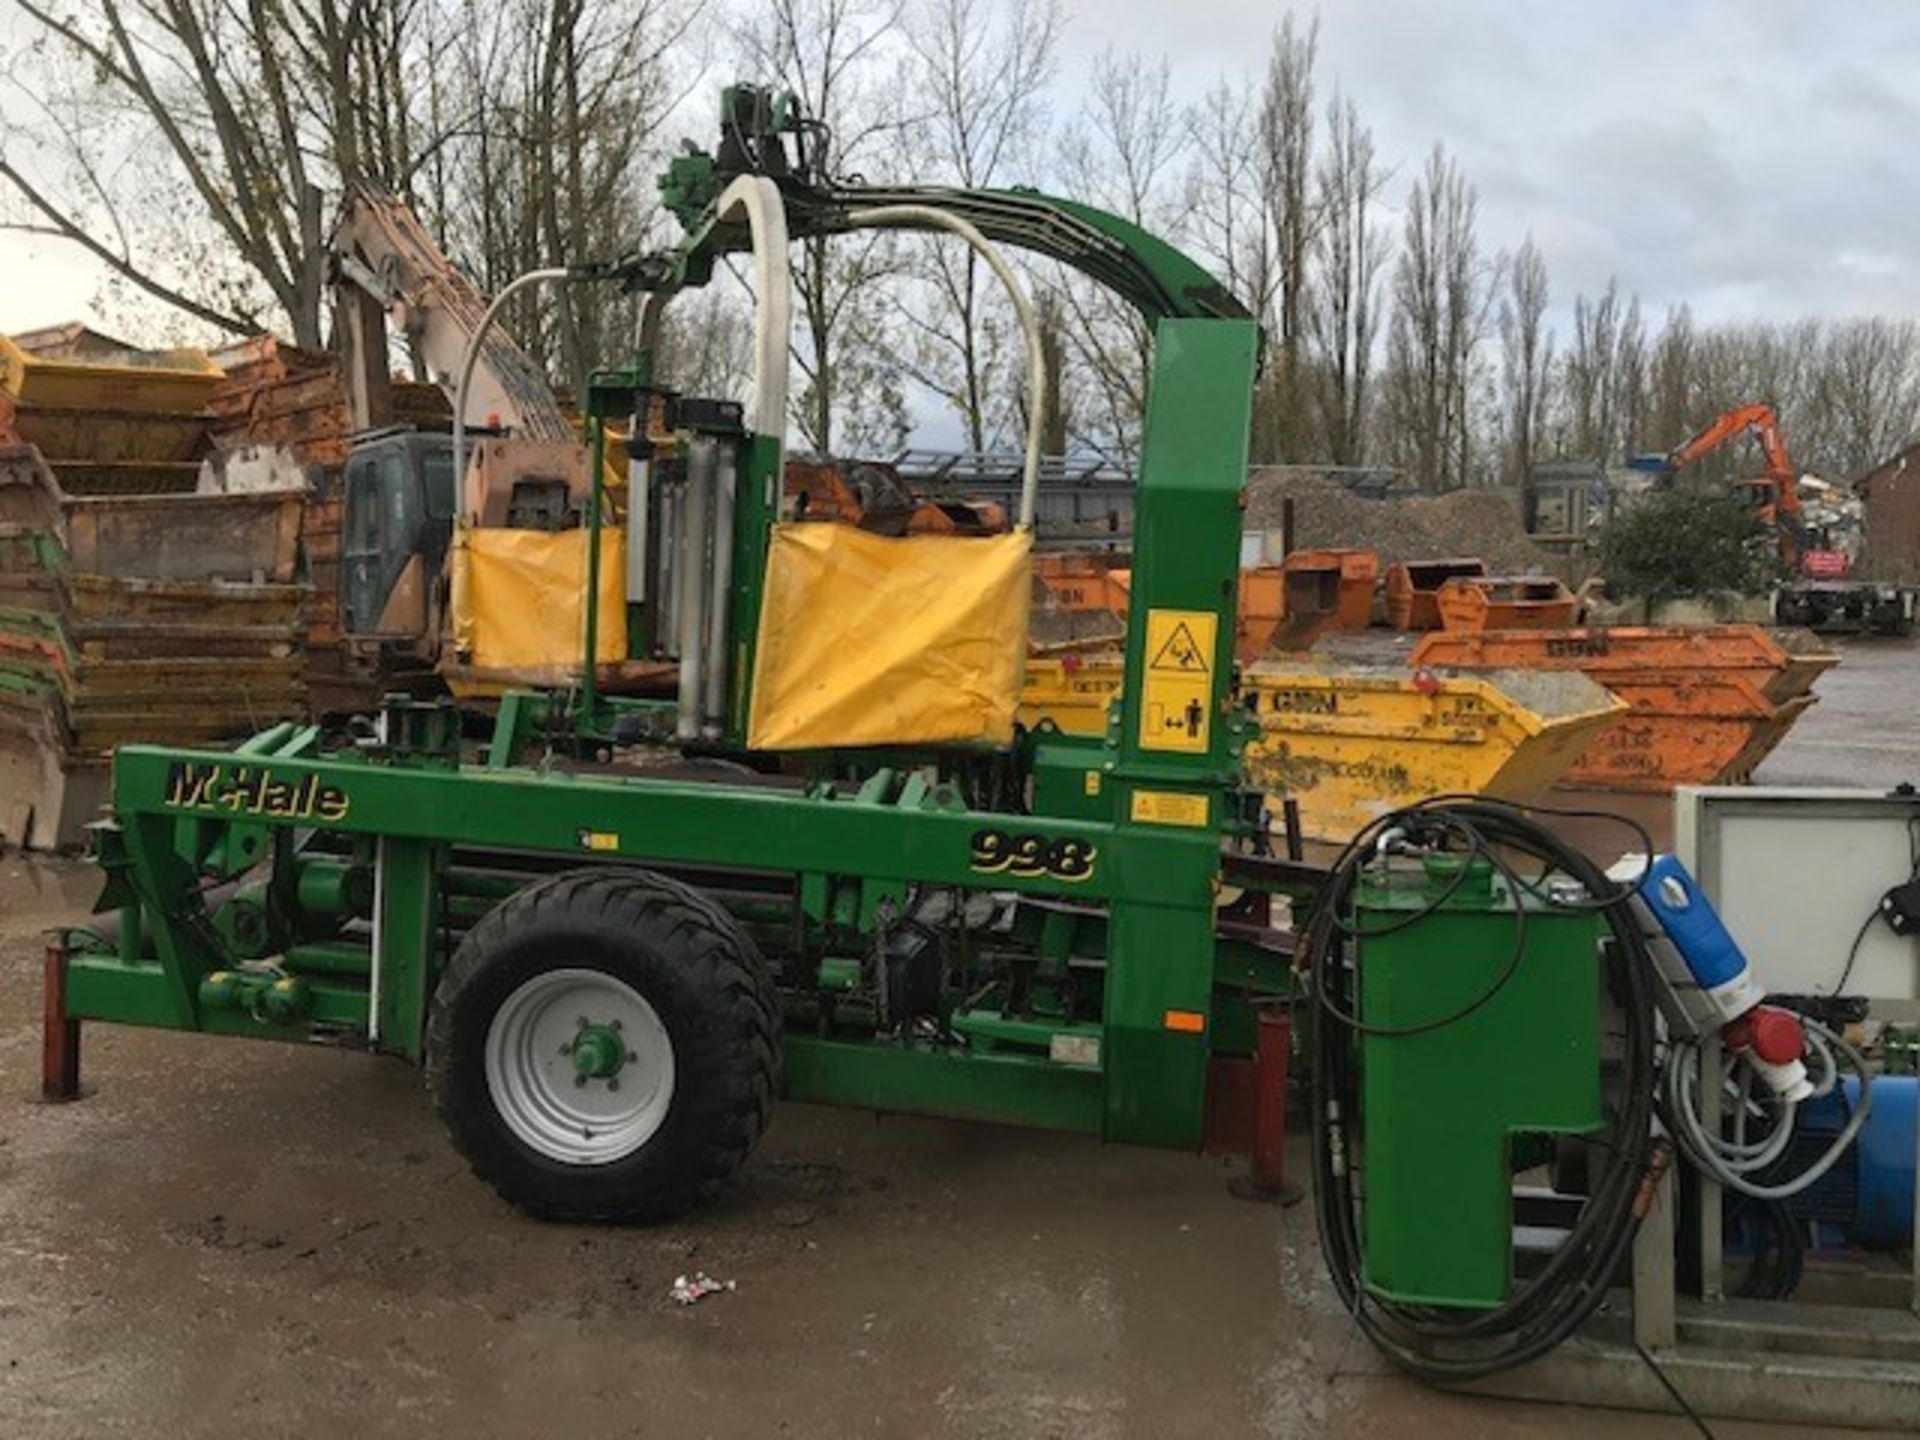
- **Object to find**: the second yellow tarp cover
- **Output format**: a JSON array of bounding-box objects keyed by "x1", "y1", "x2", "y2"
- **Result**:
[
  {"x1": 450, "y1": 525, "x2": 627, "y2": 679},
  {"x1": 749, "y1": 523, "x2": 1032, "y2": 750}
]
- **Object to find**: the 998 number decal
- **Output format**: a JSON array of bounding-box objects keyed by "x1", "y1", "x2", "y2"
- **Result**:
[{"x1": 969, "y1": 828, "x2": 1097, "y2": 883}]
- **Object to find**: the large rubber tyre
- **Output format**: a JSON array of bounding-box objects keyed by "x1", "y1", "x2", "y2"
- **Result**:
[{"x1": 425, "y1": 868, "x2": 780, "y2": 1222}]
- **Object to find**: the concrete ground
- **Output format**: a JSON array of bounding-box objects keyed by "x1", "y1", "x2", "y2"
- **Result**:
[{"x1": 0, "y1": 635, "x2": 1915, "y2": 1439}]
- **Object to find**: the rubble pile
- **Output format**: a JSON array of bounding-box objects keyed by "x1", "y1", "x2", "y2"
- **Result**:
[{"x1": 1244, "y1": 469, "x2": 1554, "y2": 572}]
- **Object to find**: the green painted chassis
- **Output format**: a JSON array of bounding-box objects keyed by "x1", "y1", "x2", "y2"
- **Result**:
[{"x1": 71, "y1": 718, "x2": 1293, "y2": 1147}]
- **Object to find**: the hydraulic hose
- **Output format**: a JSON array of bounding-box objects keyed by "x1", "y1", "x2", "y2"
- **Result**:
[{"x1": 1305, "y1": 796, "x2": 1663, "y2": 1382}]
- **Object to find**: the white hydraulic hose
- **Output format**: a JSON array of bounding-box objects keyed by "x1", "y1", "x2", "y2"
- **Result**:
[
  {"x1": 1665, "y1": 1015, "x2": 1873, "y2": 1201},
  {"x1": 716, "y1": 176, "x2": 793, "y2": 443},
  {"x1": 845, "y1": 205, "x2": 1048, "y2": 532},
  {"x1": 451, "y1": 267, "x2": 571, "y2": 517}
]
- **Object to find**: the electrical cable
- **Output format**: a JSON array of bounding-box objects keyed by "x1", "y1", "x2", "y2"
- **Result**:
[
  {"x1": 1835, "y1": 815, "x2": 1920, "y2": 995},
  {"x1": 1633, "y1": 1341, "x2": 1718, "y2": 1440},
  {"x1": 1834, "y1": 906, "x2": 1881, "y2": 997},
  {"x1": 1304, "y1": 811, "x2": 1533, "y2": 1037},
  {"x1": 1307, "y1": 792, "x2": 1879, "y2": 1397},
  {"x1": 1729, "y1": 1197, "x2": 1804, "y2": 1302},
  {"x1": 1306, "y1": 795, "x2": 1662, "y2": 1382},
  {"x1": 1663, "y1": 1015, "x2": 1873, "y2": 1201}
]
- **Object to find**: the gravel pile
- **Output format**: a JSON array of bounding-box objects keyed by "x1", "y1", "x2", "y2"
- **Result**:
[{"x1": 1243, "y1": 469, "x2": 1554, "y2": 573}]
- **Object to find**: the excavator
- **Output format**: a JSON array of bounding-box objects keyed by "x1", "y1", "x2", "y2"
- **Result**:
[
  {"x1": 329, "y1": 188, "x2": 597, "y2": 691},
  {"x1": 1639, "y1": 402, "x2": 1911, "y2": 633},
  {"x1": 1647, "y1": 402, "x2": 1824, "y2": 569}
]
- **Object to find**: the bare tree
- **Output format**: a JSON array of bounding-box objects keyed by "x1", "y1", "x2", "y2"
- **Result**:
[
  {"x1": 656, "y1": 284, "x2": 758, "y2": 400},
  {"x1": 1640, "y1": 303, "x2": 1698, "y2": 458},
  {"x1": 1261, "y1": 13, "x2": 1319, "y2": 368},
  {"x1": 1498, "y1": 234, "x2": 1551, "y2": 521},
  {"x1": 1184, "y1": 77, "x2": 1279, "y2": 326},
  {"x1": 1583, "y1": 311, "x2": 1918, "y2": 479},
  {"x1": 1615, "y1": 293, "x2": 1646, "y2": 454},
  {"x1": 4, "y1": 0, "x2": 684, "y2": 383},
  {"x1": 523, "y1": 0, "x2": 682, "y2": 390},
  {"x1": 1053, "y1": 49, "x2": 1187, "y2": 463},
  {"x1": 0, "y1": 0, "x2": 422, "y2": 345},
  {"x1": 1661, "y1": 319, "x2": 1811, "y2": 477},
  {"x1": 1814, "y1": 319, "x2": 1920, "y2": 476},
  {"x1": 891, "y1": 0, "x2": 1062, "y2": 452},
  {"x1": 1384, "y1": 144, "x2": 1488, "y2": 490},
  {"x1": 735, "y1": 0, "x2": 911, "y2": 455},
  {"x1": 1559, "y1": 278, "x2": 1644, "y2": 463},
  {"x1": 1019, "y1": 283, "x2": 1075, "y2": 456},
  {"x1": 1306, "y1": 91, "x2": 1386, "y2": 466}
]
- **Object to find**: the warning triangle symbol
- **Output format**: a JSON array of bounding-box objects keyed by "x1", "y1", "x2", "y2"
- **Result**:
[{"x1": 1149, "y1": 621, "x2": 1209, "y2": 673}]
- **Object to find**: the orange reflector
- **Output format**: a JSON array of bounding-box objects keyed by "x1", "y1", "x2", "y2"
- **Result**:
[{"x1": 1163, "y1": 1009, "x2": 1207, "y2": 1034}]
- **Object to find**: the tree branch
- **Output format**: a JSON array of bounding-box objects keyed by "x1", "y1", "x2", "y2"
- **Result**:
[{"x1": 0, "y1": 156, "x2": 257, "y2": 335}]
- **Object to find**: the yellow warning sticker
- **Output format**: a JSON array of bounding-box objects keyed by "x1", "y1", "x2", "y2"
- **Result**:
[
  {"x1": 1139, "y1": 608, "x2": 1217, "y2": 754},
  {"x1": 1130, "y1": 789, "x2": 1211, "y2": 827}
]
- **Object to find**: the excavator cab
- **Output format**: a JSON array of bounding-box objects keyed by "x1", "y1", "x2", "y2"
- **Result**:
[
  {"x1": 330, "y1": 186, "x2": 597, "y2": 684},
  {"x1": 339, "y1": 429, "x2": 457, "y2": 643}
]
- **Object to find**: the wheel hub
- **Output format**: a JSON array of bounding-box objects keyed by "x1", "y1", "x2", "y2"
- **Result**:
[
  {"x1": 483, "y1": 968, "x2": 674, "y2": 1166},
  {"x1": 570, "y1": 1023, "x2": 627, "y2": 1081}
]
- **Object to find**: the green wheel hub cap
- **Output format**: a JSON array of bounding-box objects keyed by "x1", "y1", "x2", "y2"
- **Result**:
[{"x1": 571, "y1": 1024, "x2": 626, "y2": 1080}]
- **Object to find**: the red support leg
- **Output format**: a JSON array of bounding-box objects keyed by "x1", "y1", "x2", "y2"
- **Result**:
[
  {"x1": 41, "y1": 937, "x2": 81, "y2": 1102},
  {"x1": 1248, "y1": 1005, "x2": 1300, "y2": 1204}
]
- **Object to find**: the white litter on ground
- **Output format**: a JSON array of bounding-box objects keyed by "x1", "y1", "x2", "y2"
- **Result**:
[{"x1": 670, "y1": 1271, "x2": 736, "y2": 1306}]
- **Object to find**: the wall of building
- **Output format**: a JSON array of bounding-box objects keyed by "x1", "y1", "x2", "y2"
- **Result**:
[{"x1": 1861, "y1": 446, "x2": 1920, "y2": 581}]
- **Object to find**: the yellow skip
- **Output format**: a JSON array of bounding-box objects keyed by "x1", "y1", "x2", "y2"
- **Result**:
[
  {"x1": 1241, "y1": 663, "x2": 1624, "y2": 840},
  {"x1": 1018, "y1": 656, "x2": 1624, "y2": 842},
  {"x1": 0, "y1": 335, "x2": 224, "y2": 414}
]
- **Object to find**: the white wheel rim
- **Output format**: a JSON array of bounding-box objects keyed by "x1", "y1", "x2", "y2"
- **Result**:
[{"x1": 484, "y1": 967, "x2": 675, "y2": 1166}]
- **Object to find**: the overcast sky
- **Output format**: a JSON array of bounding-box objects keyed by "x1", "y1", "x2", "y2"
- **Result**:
[
  {"x1": 1054, "y1": 0, "x2": 1920, "y2": 332},
  {"x1": 3, "y1": 0, "x2": 1917, "y2": 340}
]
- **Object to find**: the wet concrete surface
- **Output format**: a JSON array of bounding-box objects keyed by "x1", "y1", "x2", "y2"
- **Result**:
[
  {"x1": 1, "y1": 638, "x2": 1916, "y2": 1438},
  {"x1": 1751, "y1": 633, "x2": 1920, "y2": 789}
]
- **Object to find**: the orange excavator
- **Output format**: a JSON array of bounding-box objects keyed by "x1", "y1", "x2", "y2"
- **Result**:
[
  {"x1": 1639, "y1": 403, "x2": 1913, "y2": 632},
  {"x1": 1647, "y1": 401, "x2": 1846, "y2": 577}
]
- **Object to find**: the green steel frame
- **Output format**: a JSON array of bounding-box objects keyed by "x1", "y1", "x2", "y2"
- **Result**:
[{"x1": 57, "y1": 84, "x2": 1286, "y2": 1155}]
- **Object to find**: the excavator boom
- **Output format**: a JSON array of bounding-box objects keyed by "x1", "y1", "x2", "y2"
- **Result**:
[
  {"x1": 1652, "y1": 399, "x2": 1809, "y2": 571},
  {"x1": 330, "y1": 186, "x2": 574, "y2": 443},
  {"x1": 1663, "y1": 401, "x2": 1802, "y2": 521}
]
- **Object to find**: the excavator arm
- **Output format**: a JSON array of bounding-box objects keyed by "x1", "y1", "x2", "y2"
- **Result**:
[
  {"x1": 1655, "y1": 401, "x2": 1805, "y2": 566},
  {"x1": 329, "y1": 186, "x2": 574, "y2": 443},
  {"x1": 1662, "y1": 401, "x2": 1803, "y2": 521}
]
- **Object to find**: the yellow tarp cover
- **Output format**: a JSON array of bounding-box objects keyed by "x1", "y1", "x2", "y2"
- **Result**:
[
  {"x1": 450, "y1": 525, "x2": 627, "y2": 680},
  {"x1": 749, "y1": 524, "x2": 1032, "y2": 750}
]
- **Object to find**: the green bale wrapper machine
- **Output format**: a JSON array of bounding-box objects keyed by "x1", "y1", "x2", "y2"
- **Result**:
[
  {"x1": 49, "y1": 85, "x2": 1306, "y2": 1221},
  {"x1": 45, "y1": 86, "x2": 1654, "y2": 1384}
]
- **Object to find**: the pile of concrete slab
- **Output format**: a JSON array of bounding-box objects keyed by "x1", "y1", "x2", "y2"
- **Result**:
[{"x1": 0, "y1": 332, "x2": 309, "y2": 847}]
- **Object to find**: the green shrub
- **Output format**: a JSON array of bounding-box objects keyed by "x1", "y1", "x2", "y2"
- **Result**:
[{"x1": 1599, "y1": 489, "x2": 1777, "y2": 601}]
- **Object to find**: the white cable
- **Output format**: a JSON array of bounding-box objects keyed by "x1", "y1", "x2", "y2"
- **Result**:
[
  {"x1": 1664, "y1": 1016, "x2": 1873, "y2": 1201},
  {"x1": 451, "y1": 267, "x2": 571, "y2": 517}
]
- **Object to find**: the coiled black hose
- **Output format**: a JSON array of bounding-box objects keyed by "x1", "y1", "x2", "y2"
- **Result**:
[{"x1": 1306, "y1": 796, "x2": 1661, "y2": 1381}]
